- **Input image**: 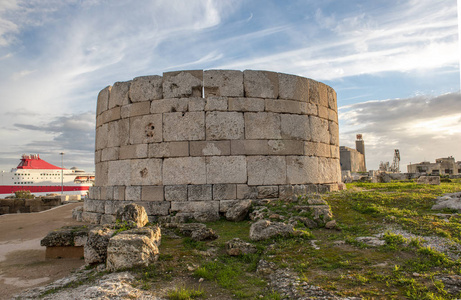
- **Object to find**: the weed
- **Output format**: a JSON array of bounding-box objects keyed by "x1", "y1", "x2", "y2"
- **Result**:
[{"x1": 167, "y1": 285, "x2": 204, "y2": 299}]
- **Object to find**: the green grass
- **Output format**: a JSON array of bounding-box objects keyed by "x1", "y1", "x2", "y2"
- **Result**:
[
  {"x1": 57, "y1": 179, "x2": 457, "y2": 300},
  {"x1": 167, "y1": 285, "x2": 204, "y2": 299}
]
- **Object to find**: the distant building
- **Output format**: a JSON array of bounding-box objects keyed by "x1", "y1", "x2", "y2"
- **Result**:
[
  {"x1": 340, "y1": 134, "x2": 366, "y2": 173},
  {"x1": 407, "y1": 157, "x2": 460, "y2": 175}
]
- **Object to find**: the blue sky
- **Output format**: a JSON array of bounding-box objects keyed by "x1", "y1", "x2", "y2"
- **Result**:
[{"x1": 0, "y1": 0, "x2": 459, "y2": 172}]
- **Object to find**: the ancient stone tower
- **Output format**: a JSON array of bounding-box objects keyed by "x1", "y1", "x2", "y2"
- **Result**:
[{"x1": 84, "y1": 70, "x2": 341, "y2": 224}]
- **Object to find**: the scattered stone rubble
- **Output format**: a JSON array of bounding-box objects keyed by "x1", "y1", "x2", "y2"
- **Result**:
[
  {"x1": 431, "y1": 192, "x2": 461, "y2": 211},
  {"x1": 417, "y1": 175, "x2": 441, "y2": 185},
  {"x1": 14, "y1": 270, "x2": 158, "y2": 300},
  {"x1": 257, "y1": 260, "x2": 361, "y2": 300}
]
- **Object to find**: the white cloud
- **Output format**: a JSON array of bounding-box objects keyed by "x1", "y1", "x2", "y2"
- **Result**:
[{"x1": 339, "y1": 92, "x2": 461, "y2": 171}]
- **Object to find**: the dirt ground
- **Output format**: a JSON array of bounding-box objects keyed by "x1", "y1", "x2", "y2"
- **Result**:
[{"x1": 0, "y1": 202, "x2": 88, "y2": 299}]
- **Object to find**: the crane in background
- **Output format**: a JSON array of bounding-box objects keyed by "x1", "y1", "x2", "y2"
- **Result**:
[{"x1": 379, "y1": 149, "x2": 400, "y2": 173}]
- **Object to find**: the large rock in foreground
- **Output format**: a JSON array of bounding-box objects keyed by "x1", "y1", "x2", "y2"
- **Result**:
[
  {"x1": 116, "y1": 203, "x2": 149, "y2": 228},
  {"x1": 84, "y1": 226, "x2": 116, "y2": 264},
  {"x1": 250, "y1": 220, "x2": 294, "y2": 241},
  {"x1": 106, "y1": 226, "x2": 161, "y2": 271}
]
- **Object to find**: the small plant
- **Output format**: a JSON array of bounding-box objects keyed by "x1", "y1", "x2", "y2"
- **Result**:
[
  {"x1": 14, "y1": 190, "x2": 34, "y2": 199},
  {"x1": 167, "y1": 285, "x2": 204, "y2": 299}
]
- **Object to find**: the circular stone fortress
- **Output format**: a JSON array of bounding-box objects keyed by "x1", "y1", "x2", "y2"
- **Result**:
[{"x1": 84, "y1": 70, "x2": 341, "y2": 224}]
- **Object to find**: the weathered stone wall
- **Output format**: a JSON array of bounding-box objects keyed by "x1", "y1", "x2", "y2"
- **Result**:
[
  {"x1": 0, "y1": 196, "x2": 62, "y2": 214},
  {"x1": 85, "y1": 70, "x2": 341, "y2": 223}
]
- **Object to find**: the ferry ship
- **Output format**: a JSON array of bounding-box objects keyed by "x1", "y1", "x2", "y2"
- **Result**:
[{"x1": 0, "y1": 154, "x2": 94, "y2": 198}]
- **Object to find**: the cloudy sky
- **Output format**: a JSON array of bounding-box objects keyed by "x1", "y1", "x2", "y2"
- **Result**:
[{"x1": 0, "y1": 0, "x2": 459, "y2": 172}]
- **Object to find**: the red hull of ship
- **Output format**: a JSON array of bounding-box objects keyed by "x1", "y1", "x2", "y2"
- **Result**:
[{"x1": 0, "y1": 185, "x2": 90, "y2": 194}]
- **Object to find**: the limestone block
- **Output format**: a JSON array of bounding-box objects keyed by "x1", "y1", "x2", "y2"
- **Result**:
[
  {"x1": 204, "y1": 70, "x2": 244, "y2": 97},
  {"x1": 129, "y1": 75, "x2": 163, "y2": 102},
  {"x1": 304, "y1": 142, "x2": 330, "y2": 157},
  {"x1": 125, "y1": 186, "x2": 142, "y2": 201},
  {"x1": 188, "y1": 185, "x2": 212, "y2": 201},
  {"x1": 101, "y1": 147, "x2": 119, "y2": 162},
  {"x1": 206, "y1": 156, "x2": 247, "y2": 184},
  {"x1": 310, "y1": 116, "x2": 330, "y2": 144},
  {"x1": 318, "y1": 105, "x2": 329, "y2": 119},
  {"x1": 84, "y1": 199, "x2": 105, "y2": 213},
  {"x1": 245, "y1": 112, "x2": 281, "y2": 140},
  {"x1": 106, "y1": 229, "x2": 159, "y2": 271},
  {"x1": 105, "y1": 201, "x2": 131, "y2": 215},
  {"x1": 219, "y1": 200, "x2": 240, "y2": 212},
  {"x1": 163, "y1": 157, "x2": 206, "y2": 185},
  {"x1": 205, "y1": 97, "x2": 228, "y2": 111},
  {"x1": 243, "y1": 70, "x2": 279, "y2": 98},
  {"x1": 228, "y1": 97, "x2": 265, "y2": 112},
  {"x1": 247, "y1": 156, "x2": 286, "y2": 185},
  {"x1": 170, "y1": 201, "x2": 219, "y2": 213},
  {"x1": 89, "y1": 186, "x2": 100, "y2": 200},
  {"x1": 81, "y1": 212, "x2": 102, "y2": 225},
  {"x1": 164, "y1": 185, "x2": 187, "y2": 201},
  {"x1": 108, "y1": 160, "x2": 131, "y2": 186},
  {"x1": 99, "y1": 214, "x2": 116, "y2": 225},
  {"x1": 257, "y1": 186, "x2": 279, "y2": 199},
  {"x1": 213, "y1": 184, "x2": 237, "y2": 200},
  {"x1": 305, "y1": 184, "x2": 319, "y2": 194},
  {"x1": 308, "y1": 79, "x2": 319, "y2": 104},
  {"x1": 265, "y1": 99, "x2": 303, "y2": 114},
  {"x1": 206, "y1": 111, "x2": 244, "y2": 140},
  {"x1": 286, "y1": 156, "x2": 319, "y2": 184},
  {"x1": 303, "y1": 103, "x2": 318, "y2": 115},
  {"x1": 113, "y1": 186, "x2": 126, "y2": 201},
  {"x1": 96, "y1": 114, "x2": 104, "y2": 129},
  {"x1": 95, "y1": 162, "x2": 108, "y2": 187},
  {"x1": 327, "y1": 86, "x2": 337, "y2": 111},
  {"x1": 118, "y1": 118, "x2": 130, "y2": 146},
  {"x1": 107, "y1": 107, "x2": 121, "y2": 122},
  {"x1": 98, "y1": 110, "x2": 110, "y2": 126},
  {"x1": 109, "y1": 81, "x2": 131, "y2": 109},
  {"x1": 107, "y1": 121, "x2": 120, "y2": 148},
  {"x1": 267, "y1": 140, "x2": 304, "y2": 155},
  {"x1": 129, "y1": 114, "x2": 162, "y2": 144},
  {"x1": 148, "y1": 141, "x2": 189, "y2": 158},
  {"x1": 135, "y1": 201, "x2": 170, "y2": 216},
  {"x1": 329, "y1": 121, "x2": 339, "y2": 145},
  {"x1": 330, "y1": 145, "x2": 340, "y2": 159},
  {"x1": 130, "y1": 159, "x2": 162, "y2": 186},
  {"x1": 231, "y1": 140, "x2": 303, "y2": 156},
  {"x1": 95, "y1": 150, "x2": 102, "y2": 164},
  {"x1": 119, "y1": 144, "x2": 148, "y2": 159},
  {"x1": 279, "y1": 185, "x2": 294, "y2": 199},
  {"x1": 281, "y1": 114, "x2": 311, "y2": 140},
  {"x1": 150, "y1": 98, "x2": 189, "y2": 114},
  {"x1": 277, "y1": 72, "x2": 309, "y2": 101},
  {"x1": 100, "y1": 186, "x2": 110, "y2": 200},
  {"x1": 106, "y1": 186, "x2": 115, "y2": 200},
  {"x1": 163, "y1": 70, "x2": 203, "y2": 98},
  {"x1": 231, "y1": 140, "x2": 268, "y2": 155},
  {"x1": 163, "y1": 112, "x2": 205, "y2": 141},
  {"x1": 190, "y1": 141, "x2": 230, "y2": 156},
  {"x1": 328, "y1": 108, "x2": 338, "y2": 123},
  {"x1": 188, "y1": 97, "x2": 206, "y2": 111},
  {"x1": 121, "y1": 101, "x2": 150, "y2": 118},
  {"x1": 95, "y1": 123, "x2": 108, "y2": 150},
  {"x1": 318, "y1": 157, "x2": 336, "y2": 183},
  {"x1": 97, "y1": 86, "x2": 111, "y2": 115},
  {"x1": 318, "y1": 82, "x2": 329, "y2": 108}
]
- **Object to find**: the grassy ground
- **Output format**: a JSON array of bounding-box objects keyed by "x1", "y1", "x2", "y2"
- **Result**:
[{"x1": 49, "y1": 179, "x2": 461, "y2": 299}]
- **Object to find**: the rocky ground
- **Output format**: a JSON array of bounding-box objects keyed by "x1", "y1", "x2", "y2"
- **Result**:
[{"x1": 7, "y1": 181, "x2": 461, "y2": 299}]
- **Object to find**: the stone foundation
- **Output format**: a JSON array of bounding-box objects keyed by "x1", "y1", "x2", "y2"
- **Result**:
[{"x1": 86, "y1": 69, "x2": 342, "y2": 223}]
